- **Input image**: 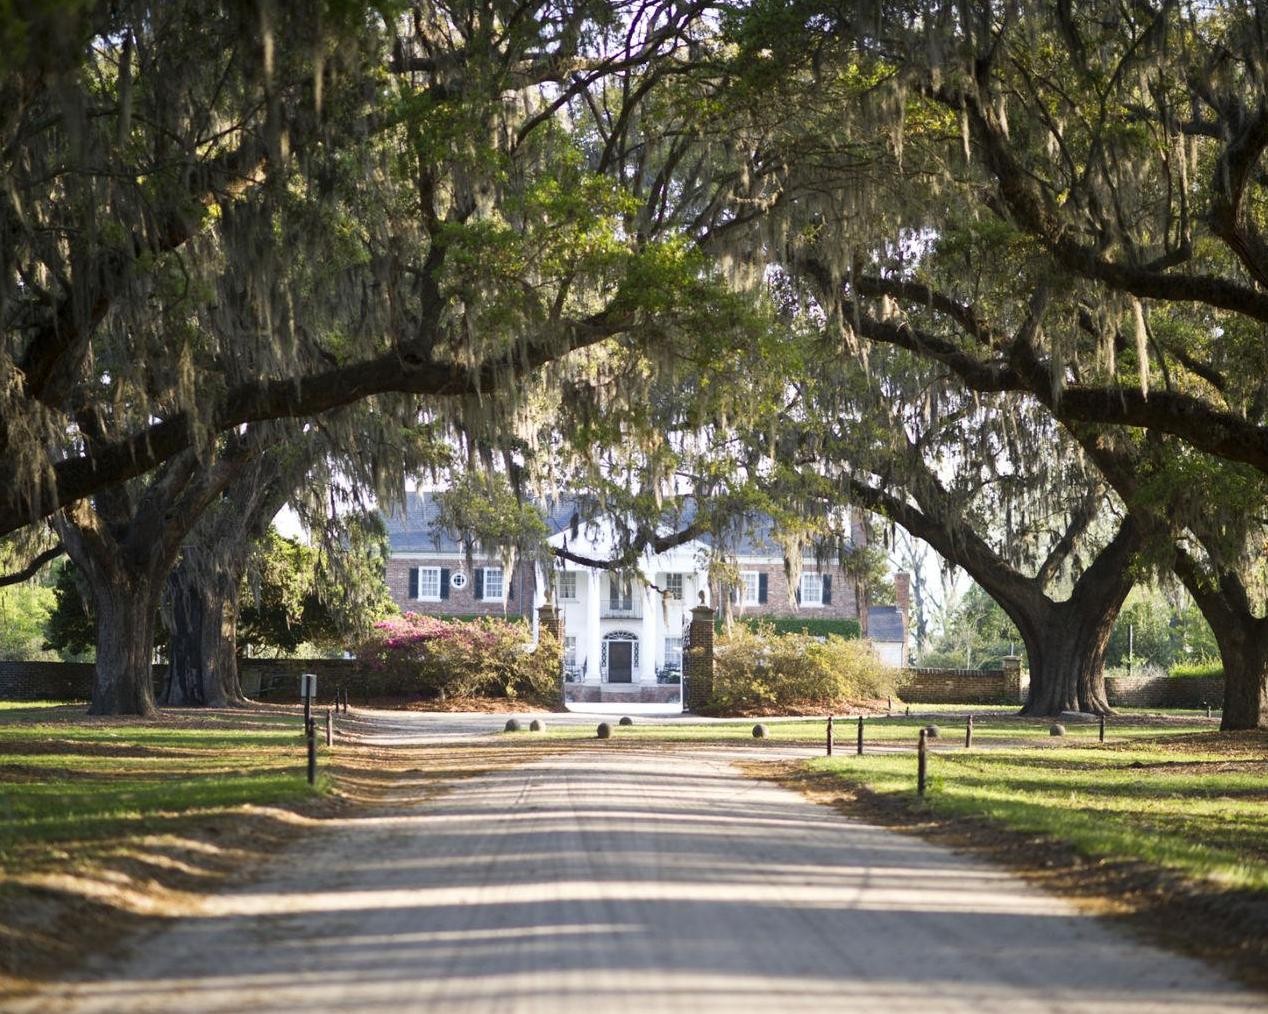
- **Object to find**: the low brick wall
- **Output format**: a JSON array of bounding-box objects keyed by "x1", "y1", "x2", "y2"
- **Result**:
[
  {"x1": 0, "y1": 660, "x2": 101, "y2": 701},
  {"x1": 1105, "y1": 674, "x2": 1224, "y2": 709},
  {"x1": 898, "y1": 667, "x2": 1016, "y2": 705},
  {"x1": 0, "y1": 658, "x2": 359, "y2": 704}
]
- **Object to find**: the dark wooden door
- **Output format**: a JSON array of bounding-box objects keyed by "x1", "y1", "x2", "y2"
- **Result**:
[{"x1": 608, "y1": 641, "x2": 633, "y2": 683}]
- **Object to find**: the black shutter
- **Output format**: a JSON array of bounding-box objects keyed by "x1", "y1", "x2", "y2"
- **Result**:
[
  {"x1": 475, "y1": 568, "x2": 485, "y2": 600},
  {"x1": 822, "y1": 575, "x2": 832, "y2": 605},
  {"x1": 440, "y1": 568, "x2": 450, "y2": 600},
  {"x1": 758, "y1": 573, "x2": 768, "y2": 604},
  {"x1": 409, "y1": 567, "x2": 419, "y2": 599}
]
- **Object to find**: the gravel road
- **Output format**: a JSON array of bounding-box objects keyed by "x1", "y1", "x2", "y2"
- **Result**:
[{"x1": 15, "y1": 741, "x2": 1260, "y2": 1012}]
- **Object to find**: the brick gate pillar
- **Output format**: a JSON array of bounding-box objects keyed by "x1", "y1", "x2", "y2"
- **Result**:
[
  {"x1": 1001, "y1": 655, "x2": 1022, "y2": 703},
  {"x1": 538, "y1": 604, "x2": 565, "y2": 707},
  {"x1": 685, "y1": 605, "x2": 715, "y2": 712}
]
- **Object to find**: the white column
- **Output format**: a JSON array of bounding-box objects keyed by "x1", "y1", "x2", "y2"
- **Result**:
[
  {"x1": 640, "y1": 575, "x2": 658, "y2": 683},
  {"x1": 585, "y1": 569, "x2": 602, "y2": 683}
]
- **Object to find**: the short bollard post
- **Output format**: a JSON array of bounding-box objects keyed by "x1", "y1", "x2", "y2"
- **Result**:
[
  {"x1": 325, "y1": 708, "x2": 333, "y2": 748},
  {"x1": 886, "y1": 696, "x2": 893, "y2": 715},
  {"x1": 856, "y1": 715, "x2": 864, "y2": 756},
  {"x1": 826, "y1": 715, "x2": 834, "y2": 757},
  {"x1": 1099, "y1": 713, "x2": 1106, "y2": 743},
  {"x1": 906, "y1": 705, "x2": 910, "y2": 717},
  {"x1": 917, "y1": 728, "x2": 928, "y2": 796},
  {"x1": 306, "y1": 721, "x2": 317, "y2": 786},
  {"x1": 1205, "y1": 701, "x2": 1212, "y2": 719},
  {"x1": 965, "y1": 714, "x2": 974, "y2": 749}
]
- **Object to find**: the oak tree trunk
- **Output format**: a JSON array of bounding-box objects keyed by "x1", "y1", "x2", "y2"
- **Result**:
[
  {"x1": 1017, "y1": 595, "x2": 1120, "y2": 716},
  {"x1": 85, "y1": 566, "x2": 163, "y2": 717},
  {"x1": 161, "y1": 563, "x2": 246, "y2": 707},
  {"x1": 1211, "y1": 615, "x2": 1268, "y2": 731}
]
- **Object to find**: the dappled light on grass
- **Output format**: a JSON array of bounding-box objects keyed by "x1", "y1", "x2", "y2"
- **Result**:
[{"x1": 807, "y1": 733, "x2": 1268, "y2": 892}]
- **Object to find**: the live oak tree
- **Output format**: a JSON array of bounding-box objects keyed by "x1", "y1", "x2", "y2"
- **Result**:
[{"x1": 0, "y1": 0, "x2": 729, "y2": 540}]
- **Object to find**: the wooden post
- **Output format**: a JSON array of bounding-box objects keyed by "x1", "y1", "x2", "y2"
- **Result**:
[
  {"x1": 917, "y1": 728, "x2": 928, "y2": 796},
  {"x1": 1099, "y1": 713, "x2": 1105, "y2": 743},
  {"x1": 325, "y1": 708, "x2": 333, "y2": 747},
  {"x1": 886, "y1": 696, "x2": 892, "y2": 715},
  {"x1": 905, "y1": 705, "x2": 910, "y2": 717},
  {"x1": 826, "y1": 715, "x2": 834, "y2": 756},
  {"x1": 856, "y1": 715, "x2": 864, "y2": 756},
  {"x1": 1205, "y1": 701, "x2": 1211, "y2": 719},
  {"x1": 965, "y1": 713, "x2": 973, "y2": 749},
  {"x1": 306, "y1": 721, "x2": 317, "y2": 786}
]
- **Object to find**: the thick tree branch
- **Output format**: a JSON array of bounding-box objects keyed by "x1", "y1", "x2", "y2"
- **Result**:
[{"x1": 0, "y1": 545, "x2": 65, "y2": 587}]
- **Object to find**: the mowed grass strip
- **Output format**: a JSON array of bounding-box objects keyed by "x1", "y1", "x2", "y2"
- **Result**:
[
  {"x1": 0, "y1": 705, "x2": 320, "y2": 866},
  {"x1": 804, "y1": 734, "x2": 1268, "y2": 891},
  {"x1": 517, "y1": 710, "x2": 1212, "y2": 745}
]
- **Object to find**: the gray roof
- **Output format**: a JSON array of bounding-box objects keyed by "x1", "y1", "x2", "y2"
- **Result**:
[
  {"x1": 381, "y1": 492, "x2": 464, "y2": 553},
  {"x1": 868, "y1": 605, "x2": 905, "y2": 644},
  {"x1": 382, "y1": 491, "x2": 852, "y2": 559}
]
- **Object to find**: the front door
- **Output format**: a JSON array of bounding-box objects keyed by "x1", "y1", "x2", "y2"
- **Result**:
[{"x1": 608, "y1": 641, "x2": 633, "y2": 683}]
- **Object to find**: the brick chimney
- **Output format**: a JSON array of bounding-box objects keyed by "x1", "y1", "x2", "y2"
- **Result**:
[{"x1": 894, "y1": 571, "x2": 911, "y2": 633}]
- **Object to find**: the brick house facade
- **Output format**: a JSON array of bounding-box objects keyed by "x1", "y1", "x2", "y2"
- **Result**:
[{"x1": 382, "y1": 493, "x2": 909, "y2": 683}]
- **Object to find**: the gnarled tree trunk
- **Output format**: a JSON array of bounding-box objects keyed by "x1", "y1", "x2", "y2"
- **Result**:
[
  {"x1": 1013, "y1": 521, "x2": 1137, "y2": 716},
  {"x1": 1015, "y1": 594, "x2": 1123, "y2": 716},
  {"x1": 1175, "y1": 551, "x2": 1268, "y2": 731},
  {"x1": 161, "y1": 560, "x2": 245, "y2": 707}
]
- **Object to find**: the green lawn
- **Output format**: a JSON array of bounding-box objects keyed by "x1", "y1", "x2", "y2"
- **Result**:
[
  {"x1": 805, "y1": 736, "x2": 1268, "y2": 892},
  {"x1": 0, "y1": 705, "x2": 324, "y2": 864},
  {"x1": 520, "y1": 711, "x2": 1213, "y2": 745}
]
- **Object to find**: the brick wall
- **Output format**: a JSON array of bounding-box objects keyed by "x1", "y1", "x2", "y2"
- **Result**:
[
  {"x1": 1104, "y1": 675, "x2": 1223, "y2": 709},
  {"x1": 385, "y1": 557, "x2": 534, "y2": 618},
  {"x1": 898, "y1": 666, "x2": 1016, "y2": 705},
  {"x1": 0, "y1": 659, "x2": 361, "y2": 704}
]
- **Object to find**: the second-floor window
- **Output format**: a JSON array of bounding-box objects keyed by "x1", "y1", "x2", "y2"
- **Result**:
[
  {"x1": 482, "y1": 566, "x2": 504, "y2": 601},
  {"x1": 609, "y1": 577, "x2": 634, "y2": 611},
  {"x1": 557, "y1": 572, "x2": 577, "y2": 601},
  {"x1": 665, "y1": 573, "x2": 683, "y2": 600},
  {"x1": 417, "y1": 567, "x2": 441, "y2": 600},
  {"x1": 800, "y1": 572, "x2": 826, "y2": 606}
]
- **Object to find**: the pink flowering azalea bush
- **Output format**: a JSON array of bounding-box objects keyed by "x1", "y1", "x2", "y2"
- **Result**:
[{"x1": 356, "y1": 613, "x2": 561, "y2": 703}]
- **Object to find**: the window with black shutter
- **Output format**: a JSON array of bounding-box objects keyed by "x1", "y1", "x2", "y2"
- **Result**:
[
  {"x1": 409, "y1": 567, "x2": 419, "y2": 599},
  {"x1": 474, "y1": 568, "x2": 485, "y2": 600},
  {"x1": 758, "y1": 573, "x2": 768, "y2": 604},
  {"x1": 822, "y1": 575, "x2": 832, "y2": 605}
]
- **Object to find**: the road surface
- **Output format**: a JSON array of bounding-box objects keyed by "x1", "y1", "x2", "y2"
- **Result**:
[{"x1": 15, "y1": 742, "x2": 1260, "y2": 1012}]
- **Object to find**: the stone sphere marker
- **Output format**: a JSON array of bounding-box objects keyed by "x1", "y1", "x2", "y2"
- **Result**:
[
  {"x1": 752, "y1": 724, "x2": 768, "y2": 738},
  {"x1": 597, "y1": 722, "x2": 612, "y2": 739},
  {"x1": 529, "y1": 719, "x2": 544, "y2": 732},
  {"x1": 504, "y1": 718, "x2": 522, "y2": 732},
  {"x1": 1050, "y1": 723, "x2": 1066, "y2": 737},
  {"x1": 619, "y1": 716, "x2": 634, "y2": 726},
  {"x1": 924, "y1": 724, "x2": 940, "y2": 739}
]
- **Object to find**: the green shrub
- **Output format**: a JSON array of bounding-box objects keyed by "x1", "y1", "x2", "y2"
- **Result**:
[
  {"x1": 719, "y1": 616, "x2": 861, "y2": 639},
  {"x1": 355, "y1": 613, "x2": 561, "y2": 704},
  {"x1": 1169, "y1": 659, "x2": 1223, "y2": 679},
  {"x1": 710, "y1": 621, "x2": 895, "y2": 712}
]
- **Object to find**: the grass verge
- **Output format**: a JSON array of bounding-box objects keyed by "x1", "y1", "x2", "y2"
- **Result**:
[
  {"x1": 756, "y1": 728, "x2": 1268, "y2": 990},
  {"x1": 0, "y1": 703, "x2": 556, "y2": 1001}
]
